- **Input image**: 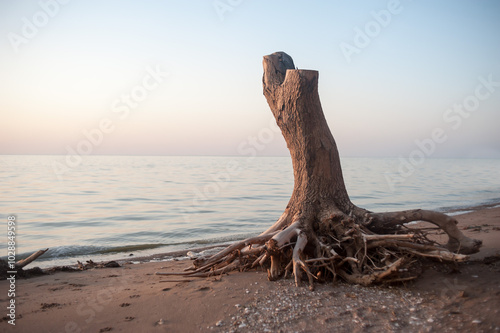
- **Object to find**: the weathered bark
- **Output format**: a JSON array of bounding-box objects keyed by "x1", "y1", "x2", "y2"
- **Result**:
[
  {"x1": 262, "y1": 52, "x2": 352, "y2": 216},
  {"x1": 157, "y1": 52, "x2": 481, "y2": 287}
]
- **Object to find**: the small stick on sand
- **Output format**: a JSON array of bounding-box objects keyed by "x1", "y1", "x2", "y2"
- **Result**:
[{"x1": 159, "y1": 279, "x2": 192, "y2": 283}]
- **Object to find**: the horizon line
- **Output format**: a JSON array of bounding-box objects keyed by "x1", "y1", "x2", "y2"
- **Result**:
[{"x1": 1, "y1": 153, "x2": 499, "y2": 160}]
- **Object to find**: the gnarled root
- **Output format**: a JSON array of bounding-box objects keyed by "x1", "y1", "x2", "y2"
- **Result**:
[
  {"x1": 364, "y1": 209, "x2": 482, "y2": 254},
  {"x1": 292, "y1": 232, "x2": 315, "y2": 290},
  {"x1": 158, "y1": 206, "x2": 481, "y2": 289},
  {"x1": 266, "y1": 220, "x2": 301, "y2": 280}
]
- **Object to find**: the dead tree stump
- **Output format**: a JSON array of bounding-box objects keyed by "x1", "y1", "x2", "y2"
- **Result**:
[{"x1": 157, "y1": 52, "x2": 482, "y2": 288}]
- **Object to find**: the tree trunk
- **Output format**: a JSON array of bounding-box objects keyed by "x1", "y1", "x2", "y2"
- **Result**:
[
  {"x1": 261, "y1": 52, "x2": 355, "y2": 229},
  {"x1": 158, "y1": 52, "x2": 482, "y2": 288}
]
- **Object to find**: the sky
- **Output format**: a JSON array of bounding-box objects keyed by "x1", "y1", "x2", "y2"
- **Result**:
[{"x1": 1, "y1": 0, "x2": 499, "y2": 158}]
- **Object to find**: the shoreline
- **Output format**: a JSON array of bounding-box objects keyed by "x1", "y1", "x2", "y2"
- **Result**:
[
  {"x1": 1, "y1": 205, "x2": 499, "y2": 332},
  {"x1": 19, "y1": 201, "x2": 500, "y2": 271},
  {"x1": 445, "y1": 201, "x2": 500, "y2": 214}
]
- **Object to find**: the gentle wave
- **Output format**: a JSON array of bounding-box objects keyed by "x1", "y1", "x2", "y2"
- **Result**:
[{"x1": 5, "y1": 233, "x2": 256, "y2": 268}]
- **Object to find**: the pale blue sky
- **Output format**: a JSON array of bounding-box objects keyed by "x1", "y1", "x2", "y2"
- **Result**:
[{"x1": 1, "y1": 0, "x2": 499, "y2": 157}]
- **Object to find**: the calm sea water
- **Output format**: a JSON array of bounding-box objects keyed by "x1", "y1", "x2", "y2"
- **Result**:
[{"x1": 2, "y1": 155, "x2": 500, "y2": 268}]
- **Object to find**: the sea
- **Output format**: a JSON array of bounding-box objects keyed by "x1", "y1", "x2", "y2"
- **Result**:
[{"x1": 2, "y1": 155, "x2": 500, "y2": 268}]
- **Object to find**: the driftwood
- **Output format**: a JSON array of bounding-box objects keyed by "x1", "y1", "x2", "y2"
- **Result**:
[
  {"x1": 15, "y1": 248, "x2": 49, "y2": 269},
  {"x1": 157, "y1": 52, "x2": 481, "y2": 289}
]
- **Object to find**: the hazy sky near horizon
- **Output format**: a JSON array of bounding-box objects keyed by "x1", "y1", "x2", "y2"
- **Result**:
[{"x1": 1, "y1": 0, "x2": 499, "y2": 158}]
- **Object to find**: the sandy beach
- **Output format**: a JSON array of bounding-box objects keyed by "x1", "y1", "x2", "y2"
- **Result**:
[{"x1": 1, "y1": 206, "x2": 500, "y2": 333}]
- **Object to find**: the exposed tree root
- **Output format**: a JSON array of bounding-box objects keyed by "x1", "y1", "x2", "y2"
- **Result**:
[
  {"x1": 363, "y1": 209, "x2": 482, "y2": 254},
  {"x1": 156, "y1": 206, "x2": 480, "y2": 288}
]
